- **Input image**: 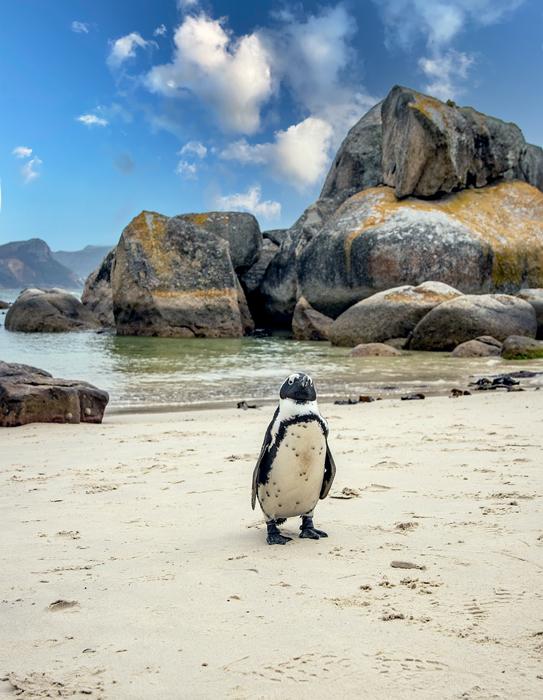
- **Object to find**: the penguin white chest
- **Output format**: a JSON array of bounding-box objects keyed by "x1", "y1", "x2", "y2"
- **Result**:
[{"x1": 258, "y1": 420, "x2": 326, "y2": 520}]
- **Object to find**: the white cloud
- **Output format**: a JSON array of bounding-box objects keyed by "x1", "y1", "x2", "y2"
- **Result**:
[
  {"x1": 175, "y1": 160, "x2": 198, "y2": 179},
  {"x1": 179, "y1": 141, "x2": 207, "y2": 158},
  {"x1": 12, "y1": 146, "x2": 32, "y2": 158},
  {"x1": 21, "y1": 157, "x2": 42, "y2": 183},
  {"x1": 215, "y1": 184, "x2": 281, "y2": 221},
  {"x1": 154, "y1": 24, "x2": 167, "y2": 37},
  {"x1": 145, "y1": 14, "x2": 274, "y2": 134},
  {"x1": 107, "y1": 32, "x2": 155, "y2": 70},
  {"x1": 71, "y1": 21, "x2": 89, "y2": 34},
  {"x1": 221, "y1": 117, "x2": 334, "y2": 192},
  {"x1": 177, "y1": 0, "x2": 199, "y2": 10},
  {"x1": 419, "y1": 50, "x2": 474, "y2": 100},
  {"x1": 76, "y1": 114, "x2": 109, "y2": 127}
]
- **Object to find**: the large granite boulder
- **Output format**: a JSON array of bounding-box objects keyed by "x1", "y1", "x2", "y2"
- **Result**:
[
  {"x1": 292, "y1": 297, "x2": 333, "y2": 341},
  {"x1": 501, "y1": 335, "x2": 543, "y2": 360},
  {"x1": 0, "y1": 361, "x2": 109, "y2": 426},
  {"x1": 381, "y1": 85, "x2": 543, "y2": 198},
  {"x1": 410, "y1": 294, "x2": 537, "y2": 351},
  {"x1": 178, "y1": 211, "x2": 262, "y2": 273},
  {"x1": 329, "y1": 281, "x2": 461, "y2": 347},
  {"x1": 5, "y1": 288, "x2": 102, "y2": 332},
  {"x1": 450, "y1": 336, "x2": 502, "y2": 358},
  {"x1": 319, "y1": 101, "x2": 383, "y2": 209},
  {"x1": 111, "y1": 211, "x2": 249, "y2": 338},
  {"x1": 81, "y1": 248, "x2": 116, "y2": 327},
  {"x1": 516, "y1": 289, "x2": 543, "y2": 339},
  {"x1": 297, "y1": 181, "x2": 543, "y2": 318}
]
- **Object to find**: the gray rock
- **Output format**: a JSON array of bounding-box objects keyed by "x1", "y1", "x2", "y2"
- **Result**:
[
  {"x1": 450, "y1": 336, "x2": 502, "y2": 358},
  {"x1": 501, "y1": 335, "x2": 543, "y2": 359},
  {"x1": 381, "y1": 85, "x2": 535, "y2": 198},
  {"x1": 81, "y1": 248, "x2": 116, "y2": 327},
  {"x1": 239, "y1": 239, "x2": 279, "y2": 295},
  {"x1": 518, "y1": 144, "x2": 543, "y2": 192},
  {"x1": 111, "y1": 211, "x2": 246, "y2": 338},
  {"x1": 235, "y1": 277, "x2": 255, "y2": 336},
  {"x1": 319, "y1": 101, "x2": 384, "y2": 208},
  {"x1": 349, "y1": 343, "x2": 403, "y2": 357},
  {"x1": 262, "y1": 229, "x2": 288, "y2": 247},
  {"x1": 0, "y1": 361, "x2": 109, "y2": 427},
  {"x1": 329, "y1": 282, "x2": 462, "y2": 347},
  {"x1": 177, "y1": 211, "x2": 262, "y2": 273},
  {"x1": 0, "y1": 300, "x2": 9, "y2": 310},
  {"x1": 516, "y1": 289, "x2": 543, "y2": 339},
  {"x1": 297, "y1": 181, "x2": 543, "y2": 317},
  {"x1": 5, "y1": 288, "x2": 102, "y2": 332},
  {"x1": 292, "y1": 297, "x2": 333, "y2": 341},
  {"x1": 410, "y1": 295, "x2": 537, "y2": 351}
]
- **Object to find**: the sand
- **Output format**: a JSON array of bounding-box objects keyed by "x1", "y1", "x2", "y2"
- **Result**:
[{"x1": 1, "y1": 391, "x2": 542, "y2": 699}]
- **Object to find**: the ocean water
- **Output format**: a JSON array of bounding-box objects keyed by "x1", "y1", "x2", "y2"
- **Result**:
[{"x1": 2, "y1": 289, "x2": 542, "y2": 411}]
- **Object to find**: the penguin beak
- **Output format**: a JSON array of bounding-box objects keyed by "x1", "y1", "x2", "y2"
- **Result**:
[{"x1": 301, "y1": 377, "x2": 308, "y2": 388}]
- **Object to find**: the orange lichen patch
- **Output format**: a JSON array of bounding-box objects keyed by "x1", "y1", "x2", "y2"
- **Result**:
[
  {"x1": 385, "y1": 290, "x2": 460, "y2": 304},
  {"x1": 152, "y1": 288, "x2": 231, "y2": 299},
  {"x1": 342, "y1": 182, "x2": 543, "y2": 288},
  {"x1": 410, "y1": 94, "x2": 460, "y2": 131},
  {"x1": 184, "y1": 212, "x2": 228, "y2": 228},
  {"x1": 125, "y1": 211, "x2": 175, "y2": 282}
]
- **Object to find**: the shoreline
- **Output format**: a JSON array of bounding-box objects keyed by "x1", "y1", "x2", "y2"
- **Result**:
[{"x1": 2, "y1": 391, "x2": 542, "y2": 699}]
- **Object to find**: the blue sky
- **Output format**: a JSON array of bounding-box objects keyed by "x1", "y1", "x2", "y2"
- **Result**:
[{"x1": 2, "y1": 0, "x2": 542, "y2": 251}]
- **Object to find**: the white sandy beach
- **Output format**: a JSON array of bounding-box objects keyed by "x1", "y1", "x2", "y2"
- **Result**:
[{"x1": 1, "y1": 391, "x2": 542, "y2": 699}]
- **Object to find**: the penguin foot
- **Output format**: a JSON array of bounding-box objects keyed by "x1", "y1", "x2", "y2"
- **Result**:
[
  {"x1": 299, "y1": 515, "x2": 328, "y2": 540},
  {"x1": 266, "y1": 520, "x2": 292, "y2": 545}
]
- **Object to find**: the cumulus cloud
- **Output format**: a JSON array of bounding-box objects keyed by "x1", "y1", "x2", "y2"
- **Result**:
[
  {"x1": 145, "y1": 14, "x2": 274, "y2": 134},
  {"x1": 76, "y1": 114, "x2": 109, "y2": 127},
  {"x1": 215, "y1": 184, "x2": 281, "y2": 220},
  {"x1": 12, "y1": 146, "x2": 32, "y2": 158},
  {"x1": 179, "y1": 141, "x2": 207, "y2": 158},
  {"x1": 21, "y1": 157, "x2": 42, "y2": 183},
  {"x1": 177, "y1": 0, "x2": 199, "y2": 10},
  {"x1": 113, "y1": 152, "x2": 136, "y2": 177},
  {"x1": 154, "y1": 24, "x2": 167, "y2": 37},
  {"x1": 175, "y1": 160, "x2": 198, "y2": 179},
  {"x1": 419, "y1": 50, "x2": 474, "y2": 100},
  {"x1": 107, "y1": 32, "x2": 156, "y2": 70},
  {"x1": 71, "y1": 21, "x2": 89, "y2": 34},
  {"x1": 221, "y1": 117, "x2": 334, "y2": 192}
]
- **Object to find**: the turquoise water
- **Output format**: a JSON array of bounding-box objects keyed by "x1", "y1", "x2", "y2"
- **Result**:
[{"x1": 2, "y1": 289, "x2": 543, "y2": 410}]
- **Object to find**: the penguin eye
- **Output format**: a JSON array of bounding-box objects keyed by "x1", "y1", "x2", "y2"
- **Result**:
[{"x1": 288, "y1": 378, "x2": 294, "y2": 385}]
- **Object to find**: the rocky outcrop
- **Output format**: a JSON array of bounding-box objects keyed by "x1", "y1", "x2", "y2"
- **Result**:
[
  {"x1": 0, "y1": 300, "x2": 9, "y2": 310},
  {"x1": 381, "y1": 85, "x2": 542, "y2": 198},
  {"x1": 297, "y1": 182, "x2": 543, "y2": 317},
  {"x1": 410, "y1": 294, "x2": 537, "y2": 351},
  {"x1": 501, "y1": 335, "x2": 543, "y2": 359},
  {"x1": 0, "y1": 239, "x2": 82, "y2": 289},
  {"x1": 349, "y1": 343, "x2": 403, "y2": 357},
  {"x1": 329, "y1": 281, "x2": 461, "y2": 347},
  {"x1": 292, "y1": 297, "x2": 333, "y2": 341},
  {"x1": 450, "y1": 336, "x2": 502, "y2": 358},
  {"x1": 516, "y1": 289, "x2": 543, "y2": 339},
  {"x1": 0, "y1": 361, "x2": 109, "y2": 426},
  {"x1": 81, "y1": 248, "x2": 116, "y2": 327},
  {"x1": 111, "y1": 211, "x2": 249, "y2": 338},
  {"x1": 5, "y1": 288, "x2": 102, "y2": 332},
  {"x1": 178, "y1": 212, "x2": 262, "y2": 273}
]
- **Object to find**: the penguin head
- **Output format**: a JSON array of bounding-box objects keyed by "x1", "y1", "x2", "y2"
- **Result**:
[{"x1": 279, "y1": 373, "x2": 317, "y2": 402}]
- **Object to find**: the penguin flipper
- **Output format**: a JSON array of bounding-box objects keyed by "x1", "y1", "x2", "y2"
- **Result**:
[
  {"x1": 320, "y1": 444, "x2": 336, "y2": 499},
  {"x1": 251, "y1": 408, "x2": 279, "y2": 510}
]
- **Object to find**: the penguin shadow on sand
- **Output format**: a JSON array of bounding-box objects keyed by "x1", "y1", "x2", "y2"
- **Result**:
[{"x1": 251, "y1": 373, "x2": 336, "y2": 546}]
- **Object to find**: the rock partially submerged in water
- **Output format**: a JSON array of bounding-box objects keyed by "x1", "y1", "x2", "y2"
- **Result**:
[
  {"x1": 349, "y1": 343, "x2": 403, "y2": 357},
  {"x1": 82, "y1": 248, "x2": 116, "y2": 327},
  {"x1": 450, "y1": 336, "x2": 503, "y2": 358},
  {"x1": 5, "y1": 288, "x2": 102, "y2": 333},
  {"x1": 501, "y1": 335, "x2": 543, "y2": 360},
  {"x1": 516, "y1": 289, "x2": 543, "y2": 339},
  {"x1": 0, "y1": 361, "x2": 109, "y2": 427},
  {"x1": 411, "y1": 294, "x2": 537, "y2": 351},
  {"x1": 292, "y1": 297, "x2": 333, "y2": 341}
]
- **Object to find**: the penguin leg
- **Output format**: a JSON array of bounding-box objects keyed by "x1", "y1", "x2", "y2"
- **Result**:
[
  {"x1": 299, "y1": 514, "x2": 328, "y2": 539},
  {"x1": 266, "y1": 520, "x2": 292, "y2": 545}
]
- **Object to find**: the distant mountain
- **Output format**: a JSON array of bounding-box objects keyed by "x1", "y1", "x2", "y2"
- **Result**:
[
  {"x1": 0, "y1": 238, "x2": 83, "y2": 290},
  {"x1": 52, "y1": 245, "x2": 115, "y2": 281}
]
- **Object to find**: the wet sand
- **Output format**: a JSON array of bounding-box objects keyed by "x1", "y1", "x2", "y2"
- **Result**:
[{"x1": 1, "y1": 391, "x2": 542, "y2": 699}]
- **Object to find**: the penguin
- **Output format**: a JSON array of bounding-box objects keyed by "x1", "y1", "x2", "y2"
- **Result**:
[{"x1": 251, "y1": 372, "x2": 336, "y2": 545}]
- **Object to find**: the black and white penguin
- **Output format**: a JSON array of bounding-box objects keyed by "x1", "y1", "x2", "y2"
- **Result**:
[{"x1": 251, "y1": 372, "x2": 336, "y2": 545}]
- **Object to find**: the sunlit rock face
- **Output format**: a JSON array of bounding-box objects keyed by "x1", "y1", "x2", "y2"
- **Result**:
[
  {"x1": 111, "y1": 211, "x2": 247, "y2": 338},
  {"x1": 297, "y1": 181, "x2": 543, "y2": 318}
]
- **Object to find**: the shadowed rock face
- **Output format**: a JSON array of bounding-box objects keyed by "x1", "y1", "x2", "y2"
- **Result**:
[
  {"x1": 381, "y1": 85, "x2": 541, "y2": 198},
  {"x1": 111, "y1": 211, "x2": 246, "y2": 338},
  {"x1": 5, "y1": 288, "x2": 101, "y2": 332},
  {"x1": 516, "y1": 289, "x2": 543, "y2": 339},
  {"x1": 292, "y1": 297, "x2": 333, "y2": 341},
  {"x1": 297, "y1": 182, "x2": 543, "y2": 318},
  {"x1": 0, "y1": 361, "x2": 109, "y2": 427},
  {"x1": 410, "y1": 295, "x2": 537, "y2": 351},
  {"x1": 81, "y1": 248, "x2": 116, "y2": 327}
]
